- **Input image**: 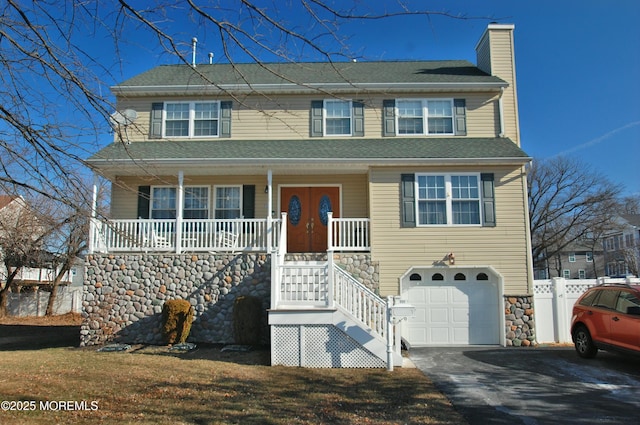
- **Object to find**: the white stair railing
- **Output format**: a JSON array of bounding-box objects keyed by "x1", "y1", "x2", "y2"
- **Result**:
[{"x1": 331, "y1": 263, "x2": 387, "y2": 341}]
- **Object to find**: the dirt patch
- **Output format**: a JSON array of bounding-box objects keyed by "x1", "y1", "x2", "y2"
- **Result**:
[{"x1": 0, "y1": 312, "x2": 83, "y2": 326}]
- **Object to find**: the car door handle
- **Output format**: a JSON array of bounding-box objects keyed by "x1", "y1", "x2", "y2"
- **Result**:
[{"x1": 612, "y1": 316, "x2": 620, "y2": 322}]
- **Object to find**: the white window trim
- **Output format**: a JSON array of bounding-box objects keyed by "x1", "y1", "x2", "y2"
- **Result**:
[
  {"x1": 568, "y1": 252, "x2": 576, "y2": 262},
  {"x1": 323, "y1": 99, "x2": 352, "y2": 137},
  {"x1": 586, "y1": 252, "x2": 593, "y2": 262},
  {"x1": 214, "y1": 185, "x2": 243, "y2": 219},
  {"x1": 578, "y1": 269, "x2": 586, "y2": 279},
  {"x1": 563, "y1": 269, "x2": 571, "y2": 279},
  {"x1": 396, "y1": 98, "x2": 455, "y2": 136},
  {"x1": 150, "y1": 185, "x2": 210, "y2": 219},
  {"x1": 163, "y1": 100, "x2": 221, "y2": 138},
  {"x1": 415, "y1": 173, "x2": 482, "y2": 227}
]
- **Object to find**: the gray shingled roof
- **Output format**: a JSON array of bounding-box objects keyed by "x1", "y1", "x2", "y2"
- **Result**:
[
  {"x1": 114, "y1": 60, "x2": 505, "y2": 89},
  {"x1": 88, "y1": 138, "x2": 529, "y2": 163}
]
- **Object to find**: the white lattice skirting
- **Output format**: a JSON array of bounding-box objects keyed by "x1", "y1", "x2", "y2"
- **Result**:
[{"x1": 271, "y1": 324, "x2": 386, "y2": 368}]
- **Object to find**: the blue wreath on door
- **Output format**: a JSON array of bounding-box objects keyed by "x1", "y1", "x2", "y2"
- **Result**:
[{"x1": 318, "y1": 195, "x2": 332, "y2": 226}]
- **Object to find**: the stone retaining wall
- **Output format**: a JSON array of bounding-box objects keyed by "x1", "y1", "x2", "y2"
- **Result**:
[
  {"x1": 82, "y1": 253, "x2": 271, "y2": 346},
  {"x1": 504, "y1": 295, "x2": 536, "y2": 347},
  {"x1": 81, "y1": 252, "x2": 379, "y2": 347}
]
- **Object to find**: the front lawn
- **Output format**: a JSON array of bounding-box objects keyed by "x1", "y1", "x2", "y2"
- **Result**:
[{"x1": 0, "y1": 345, "x2": 466, "y2": 424}]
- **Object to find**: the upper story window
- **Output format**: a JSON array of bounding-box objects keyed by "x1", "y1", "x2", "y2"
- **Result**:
[
  {"x1": 324, "y1": 100, "x2": 352, "y2": 136},
  {"x1": 569, "y1": 252, "x2": 576, "y2": 262},
  {"x1": 397, "y1": 99, "x2": 454, "y2": 135},
  {"x1": 151, "y1": 101, "x2": 231, "y2": 139},
  {"x1": 164, "y1": 101, "x2": 220, "y2": 138},
  {"x1": 586, "y1": 252, "x2": 593, "y2": 262},
  {"x1": 310, "y1": 100, "x2": 364, "y2": 137},
  {"x1": 416, "y1": 173, "x2": 481, "y2": 225}
]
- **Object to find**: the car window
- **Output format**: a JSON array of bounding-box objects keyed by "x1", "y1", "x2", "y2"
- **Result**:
[
  {"x1": 578, "y1": 289, "x2": 600, "y2": 307},
  {"x1": 616, "y1": 291, "x2": 640, "y2": 315},
  {"x1": 592, "y1": 289, "x2": 619, "y2": 310}
]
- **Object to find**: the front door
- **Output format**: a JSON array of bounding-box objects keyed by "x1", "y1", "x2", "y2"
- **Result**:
[{"x1": 280, "y1": 187, "x2": 340, "y2": 252}]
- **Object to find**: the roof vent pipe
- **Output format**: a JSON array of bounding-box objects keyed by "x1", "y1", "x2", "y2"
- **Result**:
[
  {"x1": 208, "y1": 52, "x2": 214, "y2": 64},
  {"x1": 191, "y1": 37, "x2": 198, "y2": 67}
]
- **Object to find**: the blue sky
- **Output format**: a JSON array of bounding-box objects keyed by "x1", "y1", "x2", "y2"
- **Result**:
[{"x1": 108, "y1": 0, "x2": 639, "y2": 196}]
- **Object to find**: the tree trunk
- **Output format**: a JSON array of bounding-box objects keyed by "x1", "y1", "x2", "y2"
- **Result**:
[
  {"x1": 0, "y1": 288, "x2": 8, "y2": 318},
  {"x1": 0, "y1": 267, "x2": 21, "y2": 318},
  {"x1": 46, "y1": 264, "x2": 70, "y2": 316}
]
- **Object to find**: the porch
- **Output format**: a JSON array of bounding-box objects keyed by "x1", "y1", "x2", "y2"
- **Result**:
[
  {"x1": 89, "y1": 213, "x2": 370, "y2": 254},
  {"x1": 86, "y1": 213, "x2": 407, "y2": 368}
]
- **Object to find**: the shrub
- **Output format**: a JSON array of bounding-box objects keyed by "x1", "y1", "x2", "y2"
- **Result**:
[
  {"x1": 161, "y1": 299, "x2": 194, "y2": 345},
  {"x1": 233, "y1": 295, "x2": 263, "y2": 345}
]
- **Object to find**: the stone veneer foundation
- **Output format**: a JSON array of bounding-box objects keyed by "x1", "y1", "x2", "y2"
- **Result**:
[
  {"x1": 82, "y1": 253, "x2": 534, "y2": 348},
  {"x1": 504, "y1": 295, "x2": 537, "y2": 347},
  {"x1": 81, "y1": 252, "x2": 380, "y2": 346}
]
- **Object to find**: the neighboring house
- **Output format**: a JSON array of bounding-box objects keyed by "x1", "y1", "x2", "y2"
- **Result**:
[
  {"x1": 603, "y1": 214, "x2": 640, "y2": 277},
  {"x1": 85, "y1": 24, "x2": 533, "y2": 366},
  {"x1": 0, "y1": 195, "x2": 75, "y2": 289},
  {"x1": 533, "y1": 241, "x2": 605, "y2": 280}
]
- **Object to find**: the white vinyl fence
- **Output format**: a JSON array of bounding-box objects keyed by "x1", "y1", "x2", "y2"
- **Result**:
[
  {"x1": 533, "y1": 277, "x2": 640, "y2": 344},
  {"x1": 7, "y1": 286, "x2": 83, "y2": 317}
]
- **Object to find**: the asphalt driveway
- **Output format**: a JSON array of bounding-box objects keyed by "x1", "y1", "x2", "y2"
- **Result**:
[{"x1": 409, "y1": 346, "x2": 640, "y2": 425}]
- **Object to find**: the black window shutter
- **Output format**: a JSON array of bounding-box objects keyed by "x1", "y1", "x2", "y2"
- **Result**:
[
  {"x1": 150, "y1": 103, "x2": 163, "y2": 139},
  {"x1": 454, "y1": 99, "x2": 467, "y2": 136},
  {"x1": 383, "y1": 99, "x2": 396, "y2": 137},
  {"x1": 137, "y1": 186, "x2": 151, "y2": 219},
  {"x1": 242, "y1": 185, "x2": 256, "y2": 218},
  {"x1": 481, "y1": 173, "x2": 496, "y2": 227},
  {"x1": 220, "y1": 101, "x2": 232, "y2": 137},
  {"x1": 310, "y1": 100, "x2": 323, "y2": 137},
  {"x1": 400, "y1": 174, "x2": 416, "y2": 228},
  {"x1": 352, "y1": 101, "x2": 364, "y2": 137}
]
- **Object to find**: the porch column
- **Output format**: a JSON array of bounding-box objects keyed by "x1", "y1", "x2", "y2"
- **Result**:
[
  {"x1": 88, "y1": 173, "x2": 99, "y2": 254},
  {"x1": 267, "y1": 169, "x2": 273, "y2": 251},
  {"x1": 176, "y1": 171, "x2": 184, "y2": 254}
]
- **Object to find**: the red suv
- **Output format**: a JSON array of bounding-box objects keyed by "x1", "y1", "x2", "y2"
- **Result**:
[{"x1": 571, "y1": 283, "x2": 640, "y2": 358}]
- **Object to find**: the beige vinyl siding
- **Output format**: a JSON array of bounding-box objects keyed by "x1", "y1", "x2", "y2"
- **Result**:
[
  {"x1": 475, "y1": 26, "x2": 520, "y2": 145},
  {"x1": 111, "y1": 173, "x2": 368, "y2": 220},
  {"x1": 369, "y1": 166, "x2": 530, "y2": 296},
  {"x1": 488, "y1": 30, "x2": 519, "y2": 144},
  {"x1": 113, "y1": 92, "x2": 501, "y2": 143}
]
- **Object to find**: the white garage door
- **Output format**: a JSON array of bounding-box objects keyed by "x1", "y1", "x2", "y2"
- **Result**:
[{"x1": 401, "y1": 271, "x2": 500, "y2": 346}]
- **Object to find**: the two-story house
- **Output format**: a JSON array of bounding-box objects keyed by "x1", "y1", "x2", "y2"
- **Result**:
[
  {"x1": 603, "y1": 214, "x2": 640, "y2": 277},
  {"x1": 85, "y1": 24, "x2": 533, "y2": 367}
]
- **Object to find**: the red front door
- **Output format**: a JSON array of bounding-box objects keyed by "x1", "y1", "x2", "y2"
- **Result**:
[{"x1": 280, "y1": 187, "x2": 340, "y2": 252}]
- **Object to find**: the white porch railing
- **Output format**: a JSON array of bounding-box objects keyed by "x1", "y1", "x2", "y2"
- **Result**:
[
  {"x1": 270, "y1": 214, "x2": 386, "y2": 340},
  {"x1": 90, "y1": 218, "x2": 280, "y2": 254},
  {"x1": 328, "y1": 212, "x2": 370, "y2": 251},
  {"x1": 90, "y1": 213, "x2": 370, "y2": 254}
]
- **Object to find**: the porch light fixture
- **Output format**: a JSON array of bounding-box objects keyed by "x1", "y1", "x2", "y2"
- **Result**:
[
  {"x1": 264, "y1": 185, "x2": 269, "y2": 193},
  {"x1": 448, "y1": 252, "x2": 455, "y2": 265}
]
